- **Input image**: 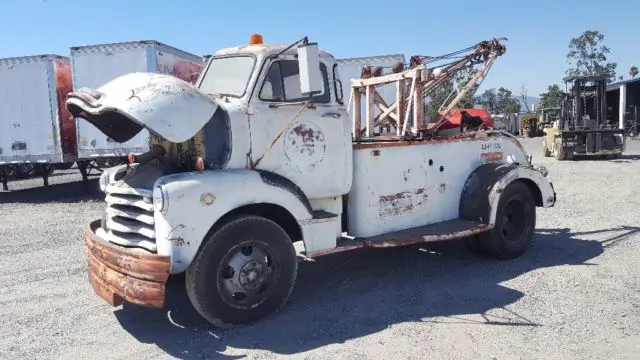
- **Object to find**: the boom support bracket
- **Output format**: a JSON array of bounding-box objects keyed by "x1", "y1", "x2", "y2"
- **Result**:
[{"x1": 349, "y1": 38, "x2": 507, "y2": 141}]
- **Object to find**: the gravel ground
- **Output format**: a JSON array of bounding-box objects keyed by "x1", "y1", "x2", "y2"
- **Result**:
[{"x1": 1, "y1": 137, "x2": 639, "y2": 360}]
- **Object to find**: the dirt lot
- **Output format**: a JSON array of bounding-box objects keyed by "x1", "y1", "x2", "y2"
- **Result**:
[{"x1": 1, "y1": 137, "x2": 639, "y2": 360}]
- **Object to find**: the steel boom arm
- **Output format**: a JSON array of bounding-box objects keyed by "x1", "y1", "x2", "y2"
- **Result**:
[{"x1": 349, "y1": 37, "x2": 507, "y2": 139}]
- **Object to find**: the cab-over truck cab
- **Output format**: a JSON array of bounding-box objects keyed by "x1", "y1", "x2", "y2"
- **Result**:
[{"x1": 65, "y1": 35, "x2": 556, "y2": 328}]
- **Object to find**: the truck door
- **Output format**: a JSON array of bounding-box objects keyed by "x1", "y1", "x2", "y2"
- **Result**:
[{"x1": 248, "y1": 55, "x2": 352, "y2": 199}]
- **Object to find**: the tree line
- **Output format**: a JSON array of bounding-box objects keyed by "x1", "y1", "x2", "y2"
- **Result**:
[{"x1": 426, "y1": 29, "x2": 636, "y2": 116}]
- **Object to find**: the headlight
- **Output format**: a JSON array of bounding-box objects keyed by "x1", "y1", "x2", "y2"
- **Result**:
[
  {"x1": 152, "y1": 185, "x2": 169, "y2": 214},
  {"x1": 98, "y1": 171, "x2": 108, "y2": 192}
]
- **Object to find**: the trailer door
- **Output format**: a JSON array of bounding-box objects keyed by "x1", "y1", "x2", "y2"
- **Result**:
[
  {"x1": 71, "y1": 45, "x2": 151, "y2": 158},
  {"x1": 0, "y1": 59, "x2": 57, "y2": 163}
]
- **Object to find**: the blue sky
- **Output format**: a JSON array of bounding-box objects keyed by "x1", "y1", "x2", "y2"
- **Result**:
[{"x1": 1, "y1": 0, "x2": 638, "y2": 97}]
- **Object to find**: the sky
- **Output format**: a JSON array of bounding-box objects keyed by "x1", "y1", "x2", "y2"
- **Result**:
[{"x1": 1, "y1": 0, "x2": 638, "y2": 98}]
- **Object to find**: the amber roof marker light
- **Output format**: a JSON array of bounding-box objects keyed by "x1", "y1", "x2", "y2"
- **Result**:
[{"x1": 249, "y1": 34, "x2": 263, "y2": 45}]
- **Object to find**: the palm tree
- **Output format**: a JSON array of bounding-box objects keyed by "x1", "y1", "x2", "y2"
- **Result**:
[{"x1": 630, "y1": 65, "x2": 639, "y2": 79}]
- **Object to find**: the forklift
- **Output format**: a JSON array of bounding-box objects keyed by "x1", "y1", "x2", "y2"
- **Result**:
[{"x1": 542, "y1": 75, "x2": 625, "y2": 160}]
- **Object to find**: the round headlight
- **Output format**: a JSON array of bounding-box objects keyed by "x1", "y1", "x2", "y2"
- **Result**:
[
  {"x1": 99, "y1": 171, "x2": 109, "y2": 192},
  {"x1": 152, "y1": 185, "x2": 168, "y2": 214}
]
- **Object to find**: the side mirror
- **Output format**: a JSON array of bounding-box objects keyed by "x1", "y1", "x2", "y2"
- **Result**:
[{"x1": 297, "y1": 42, "x2": 322, "y2": 98}]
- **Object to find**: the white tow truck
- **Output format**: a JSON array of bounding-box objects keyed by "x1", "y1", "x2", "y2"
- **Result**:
[{"x1": 65, "y1": 34, "x2": 556, "y2": 328}]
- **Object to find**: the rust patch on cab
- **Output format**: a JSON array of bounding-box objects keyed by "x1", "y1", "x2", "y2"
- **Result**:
[{"x1": 284, "y1": 122, "x2": 327, "y2": 172}]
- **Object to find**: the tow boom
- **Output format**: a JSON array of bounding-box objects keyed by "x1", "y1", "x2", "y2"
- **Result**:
[{"x1": 349, "y1": 38, "x2": 507, "y2": 139}]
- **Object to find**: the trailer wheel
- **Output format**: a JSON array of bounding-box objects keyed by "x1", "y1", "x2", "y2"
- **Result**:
[
  {"x1": 186, "y1": 215, "x2": 298, "y2": 328},
  {"x1": 54, "y1": 162, "x2": 75, "y2": 170},
  {"x1": 479, "y1": 181, "x2": 535, "y2": 260}
]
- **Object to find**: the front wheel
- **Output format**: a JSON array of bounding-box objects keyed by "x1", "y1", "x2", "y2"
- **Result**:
[
  {"x1": 553, "y1": 138, "x2": 566, "y2": 160},
  {"x1": 542, "y1": 140, "x2": 551, "y2": 157},
  {"x1": 478, "y1": 181, "x2": 536, "y2": 260},
  {"x1": 185, "y1": 215, "x2": 298, "y2": 328}
]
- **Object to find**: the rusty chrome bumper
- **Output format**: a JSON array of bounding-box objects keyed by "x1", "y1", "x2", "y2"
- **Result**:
[{"x1": 85, "y1": 219, "x2": 170, "y2": 308}]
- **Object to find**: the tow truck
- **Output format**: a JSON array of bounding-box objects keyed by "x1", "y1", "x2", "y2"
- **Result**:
[{"x1": 65, "y1": 34, "x2": 556, "y2": 328}]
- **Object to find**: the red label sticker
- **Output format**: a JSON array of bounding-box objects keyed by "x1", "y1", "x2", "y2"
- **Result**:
[{"x1": 481, "y1": 151, "x2": 503, "y2": 163}]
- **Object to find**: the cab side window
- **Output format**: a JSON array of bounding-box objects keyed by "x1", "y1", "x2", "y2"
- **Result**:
[{"x1": 259, "y1": 59, "x2": 331, "y2": 103}]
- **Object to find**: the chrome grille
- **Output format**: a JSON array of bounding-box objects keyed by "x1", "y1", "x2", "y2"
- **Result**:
[{"x1": 102, "y1": 185, "x2": 157, "y2": 252}]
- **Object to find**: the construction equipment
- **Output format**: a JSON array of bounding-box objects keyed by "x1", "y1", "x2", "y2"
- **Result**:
[
  {"x1": 65, "y1": 35, "x2": 555, "y2": 328},
  {"x1": 537, "y1": 107, "x2": 560, "y2": 133},
  {"x1": 518, "y1": 108, "x2": 560, "y2": 139},
  {"x1": 519, "y1": 112, "x2": 538, "y2": 137},
  {"x1": 542, "y1": 75, "x2": 625, "y2": 159}
]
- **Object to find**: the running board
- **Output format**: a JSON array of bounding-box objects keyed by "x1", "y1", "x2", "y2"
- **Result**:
[{"x1": 305, "y1": 219, "x2": 492, "y2": 258}]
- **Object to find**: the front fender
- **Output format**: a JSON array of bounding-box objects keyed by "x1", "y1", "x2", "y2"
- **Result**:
[
  {"x1": 152, "y1": 169, "x2": 312, "y2": 273},
  {"x1": 460, "y1": 163, "x2": 556, "y2": 226}
]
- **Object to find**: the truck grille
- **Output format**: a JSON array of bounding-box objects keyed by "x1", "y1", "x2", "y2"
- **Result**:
[{"x1": 102, "y1": 186, "x2": 157, "y2": 252}]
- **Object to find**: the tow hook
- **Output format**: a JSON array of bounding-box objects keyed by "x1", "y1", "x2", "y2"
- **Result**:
[{"x1": 535, "y1": 165, "x2": 548, "y2": 178}]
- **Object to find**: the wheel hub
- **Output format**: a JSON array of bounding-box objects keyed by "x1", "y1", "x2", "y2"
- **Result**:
[
  {"x1": 501, "y1": 200, "x2": 526, "y2": 243},
  {"x1": 239, "y1": 260, "x2": 265, "y2": 290},
  {"x1": 218, "y1": 242, "x2": 274, "y2": 308}
]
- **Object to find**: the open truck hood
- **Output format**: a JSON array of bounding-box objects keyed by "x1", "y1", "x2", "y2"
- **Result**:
[{"x1": 65, "y1": 72, "x2": 219, "y2": 143}]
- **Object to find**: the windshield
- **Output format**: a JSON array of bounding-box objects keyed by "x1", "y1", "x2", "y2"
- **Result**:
[{"x1": 198, "y1": 55, "x2": 255, "y2": 97}]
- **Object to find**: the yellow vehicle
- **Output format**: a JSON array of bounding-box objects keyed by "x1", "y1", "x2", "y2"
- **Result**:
[
  {"x1": 519, "y1": 112, "x2": 538, "y2": 137},
  {"x1": 519, "y1": 107, "x2": 560, "y2": 138},
  {"x1": 541, "y1": 121, "x2": 560, "y2": 158},
  {"x1": 542, "y1": 76, "x2": 624, "y2": 160}
]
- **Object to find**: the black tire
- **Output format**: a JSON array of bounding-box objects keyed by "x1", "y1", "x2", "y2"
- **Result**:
[
  {"x1": 185, "y1": 215, "x2": 298, "y2": 328},
  {"x1": 464, "y1": 235, "x2": 487, "y2": 254},
  {"x1": 55, "y1": 162, "x2": 75, "y2": 170},
  {"x1": 477, "y1": 181, "x2": 536, "y2": 260},
  {"x1": 554, "y1": 138, "x2": 566, "y2": 160},
  {"x1": 541, "y1": 141, "x2": 551, "y2": 157},
  {"x1": 35, "y1": 164, "x2": 55, "y2": 177}
]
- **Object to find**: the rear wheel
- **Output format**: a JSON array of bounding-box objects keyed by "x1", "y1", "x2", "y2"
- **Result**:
[
  {"x1": 464, "y1": 235, "x2": 487, "y2": 254},
  {"x1": 477, "y1": 181, "x2": 536, "y2": 260},
  {"x1": 186, "y1": 215, "x2": 298, "y2": 328}
]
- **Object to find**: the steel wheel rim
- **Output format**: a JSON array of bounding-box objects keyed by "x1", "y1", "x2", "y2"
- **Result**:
[
  {"x1": 217, "y1": 240, "x2": 278, "y2": 309},
  {"x1": 500, "y1": 199, "x2": 527, "y2": 244}
]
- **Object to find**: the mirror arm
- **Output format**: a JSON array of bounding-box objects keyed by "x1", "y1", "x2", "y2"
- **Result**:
[{"x1": 270, "y1": 36, "x2": 309, "y2": 60}]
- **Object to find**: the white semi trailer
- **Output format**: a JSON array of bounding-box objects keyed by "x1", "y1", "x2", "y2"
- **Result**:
[{"x1": 0, "y1": 54, "x2": 76, "y2": 190}]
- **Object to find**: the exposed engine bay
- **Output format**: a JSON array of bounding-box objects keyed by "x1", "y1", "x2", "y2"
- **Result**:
[{"x1": 109, "y1": 130, "x2": 206, "y2": 189}]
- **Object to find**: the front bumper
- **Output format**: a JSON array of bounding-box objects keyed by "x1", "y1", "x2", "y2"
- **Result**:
[{"x1": 85, "y1": 219, "x2": 170, "y2": 308}]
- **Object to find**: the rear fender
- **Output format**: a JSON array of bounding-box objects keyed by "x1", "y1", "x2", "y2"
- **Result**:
[
  {"x1": 153, "y1": 169, "x2": 312, "y2": 273},
  {"x1": 460, "y1": 163, "x2": 556, "y2": 226}
]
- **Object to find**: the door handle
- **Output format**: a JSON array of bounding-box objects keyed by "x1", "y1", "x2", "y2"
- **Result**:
[{"x1": 321, "y1": 112, "x2": 342, "y2": 119}]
